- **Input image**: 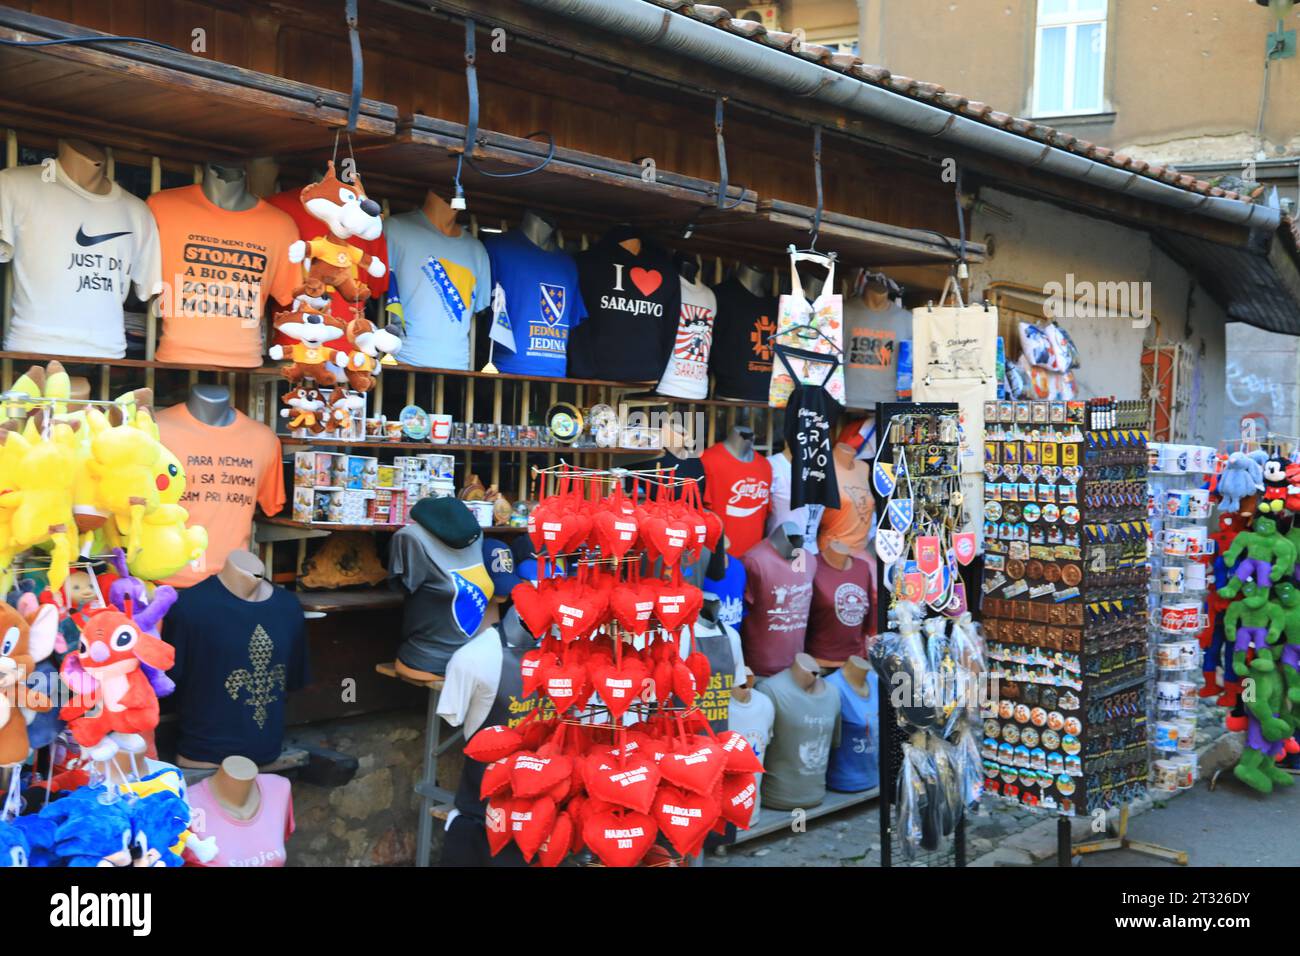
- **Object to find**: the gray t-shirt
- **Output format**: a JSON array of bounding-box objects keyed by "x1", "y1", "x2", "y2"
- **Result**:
[
  {"x1": 843, "y1": 296, "x2": 910, "y2": 409},
  {"x1": 384, "y1": 210, "x2": 491, "y2": 369},
  {"x1": 754, "y1": 669, "x2": 842, "y2": 810},
  {"x1": 390, "y1": 522, "x2": 492, "y2": 676}
]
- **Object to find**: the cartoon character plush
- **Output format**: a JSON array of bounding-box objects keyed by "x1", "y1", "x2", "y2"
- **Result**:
[
  {"x1": 0, "y1": 818, "x2": 30, "y2": 867},
  {"x1": 13, "y1": 600, "x2": 61, "y2": 753},
  {"x1": 1216, "y1": 450, "x2": 1267, "y2": 512},
  {"x1": 58, "y1": 601, "x2": 175, "y2": 762},
  {"x1": 281, "y1": 385, "x2": 329, "y2": 434},
  {"x1": 4, "y1": 360, "x2": 72, "y2": 423},
  {"x1": 0, "y1": 420, "x2": 81, "y2": 590},
  {"x1": 0, "y1": 599, "x2": 56, "y2": 765},
  {"x1": 1218, "y1": 515, "x2": 1297, "y2": 596},
  {"x1": 1285, "y1": 462, "x2": 1300, "y2": 514},
  {"x1": 82, "y1": 409, "x2": 166, "y2": 563},
  {"x1": 324, "y1": 387, "x2": 365, "y2": 436},
  {"x1": 334, "y1": 317, "x2": 402, "y2": 392},
  {"x1": 127, "y1": 443, "x2": 208, "y2": 581},
  {"x1": 1222, "y1": 580, "x2": 1285, "y2": 677},
  {"x1": 287, "y1": 161, "x2": 386, "y2": 312},
  {"x1": 1232, "y1": 645, "x2": 1297, "y2": 794},
  {"x1": 1260, "y1": 457, "x2": 1289, "y2": 515},
  {"x1": 268, "y1": 309, "x2": 348, "y2": 385},
  {"x1": 123, "y1": 767, "x2": 218, "y2": 864}
]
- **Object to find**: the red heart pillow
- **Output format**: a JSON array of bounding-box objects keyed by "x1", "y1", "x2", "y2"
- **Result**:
[
  {"x1": 672, "y1": 660, "x2": 698, "y2": 708},
  {"x1": 536, "y1": 810, "x2": 573, "y2": 868},
  {"x1": 520, "y1": 647, "x2": 550, "y2": 698},
  {"x1": 716, "y1": 730, "x2": 765, "y2": 773},
  {"x1": 659, "y1": 739, "x2": 727, "y2": 795},
  {"x1": 719, "y1": 772, "x2": 758, "y2": 827},
  {"x1": 591, "y1": 657, "x2": 648, "y2": 720},
  {"x1": 582, "y1": 808, "x2": 658, "y2": 867},
  {"x1": 685, "y1": 651, "x2": 711, "y2": 699},
  {"x1": 464, "y1": 724, "x2": 524, "y2": 763},
  {"x1": 542, "y1": 659, "x2": 587, "y2": 713},
  {"x1": 512, "y1": 583, "x2": 554, "y2": 640},
  {"x1": 584, "y1": 751, "x2": 661, "y2": 814},
  {"x1": 593, "y1": 510, "x2": 640, "y2": 561},
  {"x1": 509, "y1": 795, "x2": 558, "y2": 862},
  {"x1": 510, "y1": 751, "x2": 574, "y2": 799},
  {"x1": 485, "y1": 800, "x2": 512, "y2": 856},
  {"x1": 610, "y1": 584, "x2": 657, "y2": 636},
  {"x1": 479, "y1": 758, "x2": 514, "y2": 801},
  {"x1": 561, "y1": 512, "x2": 594, "y2": 554},
  {"x1": 551, "y1": 588, "x2": 602, "y2": 642},
  {"x1": 651, "y1": 784, "x2": 720, "y2": 857},
  {"x1": 644, "y1": 516, "x2": 692, "y2": 568},
  {"x1": 654, "y1": 584, "x2": 703, "y2": 631}
]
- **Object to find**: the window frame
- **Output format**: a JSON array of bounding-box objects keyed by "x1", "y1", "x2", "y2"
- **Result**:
[{"x1": 1031, "y1": 0, "x2": 1109, "y2": 119}]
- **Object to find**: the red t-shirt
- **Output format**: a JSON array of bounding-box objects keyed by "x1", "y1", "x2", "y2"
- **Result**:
[
  {"x1": 806, "y1": 556, "x2": 872, "y2": 663},
  {"x1": 701, "y1": 443, "x2": 772, "y2": 558},
  {"x1": 740, "y1": 539, "x2": 817, "y2": 677}
]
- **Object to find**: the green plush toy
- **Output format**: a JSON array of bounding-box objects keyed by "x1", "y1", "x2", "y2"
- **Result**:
[
  {"x1": 1269, "y1": 580, "x2": 1300, "y2": 704},
  {"x1": 1234, "y1": 645, "x2": 1297, "y2": 794},
  {"x1": 1222, "y1": 580, "x2": 1285, "y2": 677},
  {"x1": 1219, "y1": 516, "x2": 1297, "y2": 597}
]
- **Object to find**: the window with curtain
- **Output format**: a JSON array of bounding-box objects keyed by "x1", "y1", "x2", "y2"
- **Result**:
[{"x1": 1033, "y1": 0, "x2": 1107, "y2": 117}]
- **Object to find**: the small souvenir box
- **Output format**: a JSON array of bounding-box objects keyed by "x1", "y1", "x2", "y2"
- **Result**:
[
  {"x1": 292, "y1": 486, "x2": 314, "y2": 522},
  {"x1": 377, "y1": 465, "x2": 400, "y2": 490},
  {"x1": 313, "y1": 453, "x2": 347, "y2": 489},
  {"x1": 313, "y1": 489, "x2": 344, "y2": 524},
  {"x1": 294, "y1": 452, "x2": 317, "y2": 489},
  {"x1": 369, "y1": 488, "x2": 409, "y2": 526},
  {"x1": 346, "y1": 456, "x2": 379, "y2": 491},
  {"x1": 340, "y1": 489, "x2": 375, "y2": 524},
  {"x1": 418, "y1": 454, "x2": 455, "y2": 482}
]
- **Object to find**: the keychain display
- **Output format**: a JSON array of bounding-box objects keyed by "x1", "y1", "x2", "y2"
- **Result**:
[{"x1": 980, "y1": 397, "x2": 1150, "y2": 815}]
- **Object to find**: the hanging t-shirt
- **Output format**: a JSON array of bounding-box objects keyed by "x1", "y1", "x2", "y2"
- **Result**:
[
  {"x1": 0, "y1": 161, "x2": 162, "y2": 357},
  {"x1": 777, "y1": 345, "x2": 843, "y2": 510},
  {"x1": 703, "y1": 551, "x2": 747, "y2": 629},
  {"x1": 568, "y1": 234, "x2": 679, "y2": 382},
  {"x1": 740, "y1": 539, "x2": 817, "y2": 677},
  {"x1": 843, "y1": 296, "x2": 911, "y2": 409},
  {"x1": 754, "y1": 669, "x2": 841, "y2": 810},
  {"x1": 710, "y1": 277, "x2": 777, "y2": 402},
  {"x1": 806, "y1": 555, "x2": 872, "y2": 662},
  {"x1": 825, "y1": 669, "x2": 880, "y2": 793},
  {"x1": 265, "y1": 187, "x2": 389, "y2": 327},
  {"x1": 657, "y1": 276, "x2": 716, "y2": 400},
  {"x1": 148, "y1": 185, "x2": 299, "y2": 367},
  {"x1": 818, "y1": 443, "x2": 875, "y2": 556},
  {"x1": 390, "y1": 522, "x2": 493, "y2": 676},
  {"x1": 184, "y1": 774, "x2": 295, "y2": 867},
  {"x1": 384, "y1": 209, "x2": 491, "y2": 369},
  {"x1": 766, "y1": 453, "x2": 824, "y2": 557},
  {"x1": 726, "y1": 690, "x2": 775, "y2": 825},
  {"x1": 163, "y1": 575, "x2": 310, "y2": 766},
  {"x1": 770, "y1": 252, "x2": 845, "y2": 408},
  {"x1": 483, "y1": 230, "x2": 586, "y2": 377},
  {"x1": 701, "y1": 443, "x2": 772, "y2": 559},
  {"x1": 156, "y1": 404, "x2": 286, "y2": 588}
]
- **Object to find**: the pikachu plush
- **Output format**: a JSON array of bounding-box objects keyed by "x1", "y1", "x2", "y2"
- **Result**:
[{"x1": 0, "y1": 420, "x2": 80, "y2": 590}]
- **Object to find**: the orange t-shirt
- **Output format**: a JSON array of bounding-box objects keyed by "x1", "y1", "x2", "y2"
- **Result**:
[
  {"x1": 157, "y1": 404, "x2": 285, "y2": 588},
  {"x1": 148, "y1": 185, "x2": 299, "y2": 367},
  {"x1": 818, "y1": 444, "x2": 874, "y2": 556}
]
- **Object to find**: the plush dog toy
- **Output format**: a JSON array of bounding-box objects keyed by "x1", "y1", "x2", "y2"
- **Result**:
[
  {"x1": 0, "y1": 601, "x2": 57, "y2": 765},
  {"x1": 335, "y1": 317, "x2": 402, "y2": 392},
  {"x1": 1216, "y1": 450, "x2": 1267, "y2": 512},
  {"x1": 287, "y1": 161, "x2": 386, "y2": 312}
]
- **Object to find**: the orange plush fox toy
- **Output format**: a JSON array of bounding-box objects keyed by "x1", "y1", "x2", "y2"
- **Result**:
[{"x1": 287, "y1": 161, "x2": 387, "y2": 311}]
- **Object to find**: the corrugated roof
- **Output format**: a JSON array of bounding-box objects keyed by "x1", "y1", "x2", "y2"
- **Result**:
[{"x1": 647, "y1": 0, "x2": 1254, "y2": 205}]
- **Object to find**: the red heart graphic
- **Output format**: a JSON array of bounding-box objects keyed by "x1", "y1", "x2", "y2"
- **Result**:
[
  {"x1": 651, "y1": 784, "x2": 720, "y2": 857},
  {"x1": 629, "y1": 267, "x2": 662, "y2": 297},
  {"x1": 584, "y1": 751, "x2": 661, "y2": 814},
  {"x1": 716, "y1": 730, "x2": 765, "y2": 774},
  {"x1": 593, "y1": 510, "x2": 640, "y2": 560},
  {"x1": 479, "y1": 757, "x2": 514, "y2": 801},
  {"x1": 509, "y1": 795, "x2": 558, "y2": 862},
  {"x1": 654, "y1": 584, "x2": 703, "y2": 631},
  {"x1": 510, "y1": 751, "x2": 574, "y2": 799},
  {"x1": 485, "y1": 799, "x2": 512, "y2": 856},
  {"x1": 537, "y1": 811, "x2": 573, "y2": 868},
  {"x1": 719, "y1": 772, "x2": 758, "y2": 827},
  {"x1": 511, "y1": 583, "x2": 554, "y2": 640},
  {"x1": 591, "y1": 657, "x2": 647, "y2": 720},
  {"x1": 582, "y1": 808, "x2": 658, "y2": 867},
  {"x1": 659, "y1": 740, "x2": 727, "y2": 795},
  {"x1": 609, "y1": 585, "x2": 657, "y2": 636},
  {"x1": 542, "y1": 660, "x2": 586, "y2": 713},
  {"x1": 464, "y1": 724, "x2": 524, "y2": 763}
]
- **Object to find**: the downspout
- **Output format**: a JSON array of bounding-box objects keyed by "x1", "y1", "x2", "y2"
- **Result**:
[{"x1": 512, "y1": 0, "x2": 1280, "y2": 231}]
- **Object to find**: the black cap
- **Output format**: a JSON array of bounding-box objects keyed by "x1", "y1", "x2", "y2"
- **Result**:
[{"x1": 410, "y1": 496, "x2": 481, "y2": 550}]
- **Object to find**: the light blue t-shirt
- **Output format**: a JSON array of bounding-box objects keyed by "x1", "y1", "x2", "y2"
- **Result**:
[
  {"x1": 825, "y1": 668, "x2": 880, "y2": 793},
  {"x1": 384, "y1": 210, "x2": 491, "y2": 369}
]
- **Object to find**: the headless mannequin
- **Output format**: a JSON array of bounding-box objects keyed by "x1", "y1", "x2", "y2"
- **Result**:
[
  {"x1": 797, "y1": 262, "x2": 829, "y2": 301},
  {"x1": 518, "y1": 209, "x2": 557, "y2": 251},
  {"x1": 207, "y1": 755, "x2": 261, "y2": 820},
  {"x1": 201, "y1": 163, "x2": 258, "y2": 213},
  {"x1": 823, "y1": 539, "x2": 852, "y2": 571},
  {"x1": 218, "y1": 550, "x2": 273, "y2": 603},
  {"x1": 422, "y1": 191, "x2": 462, "y2": 238},
  {"x1": 864, "y1": 276, "x2": 895, "y2": 314},
  {"x1": 768, "y1": 522, "x2": 802, "y2": 561},
  {"x1": 732, "y1": 666, "x2": 756, "y2": 704},
  {"x1": 790, "y1": 652, "x2": 821, "y2": 692},
  {"x1": 722, "y1": 424, "x2": 756, "y2": 463},
  {"x1": 676, "y1": 253, "x2": 700, "y2": 284},
  {"x1": 736, "y1": 264, "x2": 769, "y2": 298},
  {"x1": 58, "y1": 139, "x2": 111, "y2": 196},
  {"x1": 839, "y1": 655, "x2": 872, "y2": 698},
  {"x1": 187, "y1": 383, "x2": 236, "y2": 427}
]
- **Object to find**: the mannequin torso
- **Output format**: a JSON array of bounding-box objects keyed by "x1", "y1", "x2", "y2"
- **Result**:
[
  {"x1": 823, "y1": 540, "x2": 852, "y2": 571},
  {"x1": 790, "y1": 652, "x2": 821, "y2": 691},
  {"x1": 768, "y1": 522, "x2": 803, "y2": 561},
  {"x1": 736, "y1": 264, "x2": 768, "y2": 298},
  {"x1": 208, "y1": 755, "x2": 261, "y2": 820},
  {"x1": 723, "y1": 424, "x2": 756, "y2": 463},
  {"x1": 201, "y1": 164, "x2": 257, "y2": 212},
  {"x1": 186, "y1": 383, "x2": 236, "y2": 427},
  {"x1": 518, "y1": 209, "x2": 557, "y2": 251},
  {"x1": 218, "y1": 551, "x2": 274, "y2": 603},
  {"x1": 57, "y1": 140, "x2": 111, "y2": 196},
  {"x1": 421, "y1": 191, "x2": 462, "y2": 237},
  {"x1": 839, "y1": 655, "x2": 871, "y2": 697}
]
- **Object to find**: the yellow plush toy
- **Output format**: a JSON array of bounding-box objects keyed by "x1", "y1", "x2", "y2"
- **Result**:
[
  {"x1": 0, "y1": 420, "x2": 80, "y2": 590},
  {"x1": 4, "y1": 360, "x2": 71, "y2": 422},
  {"x1": 127, "y1": 443, "x2": 209, "y2": 581},
  {"x1": 121, "y1": 767, "x2": 219, "y2": 863},
  {"x1": 83, "y1": 409, "x2": 164, "y2": 561}
]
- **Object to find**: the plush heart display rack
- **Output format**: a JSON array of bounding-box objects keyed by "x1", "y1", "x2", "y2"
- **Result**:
[{"x1": 464, "y1": 463, "x2": 763, "y2": 867}]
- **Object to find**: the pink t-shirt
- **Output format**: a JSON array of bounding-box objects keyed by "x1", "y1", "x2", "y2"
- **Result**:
[
  {"x1": 740, "y1": 539, "x2": 817, "y2": 677},
  {"x1": 184, "y1": 774, "x2": 294, "y2": 867}
]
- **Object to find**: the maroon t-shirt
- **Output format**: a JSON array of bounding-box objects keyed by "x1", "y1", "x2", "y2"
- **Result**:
[
  {"x1": 805, "y1": 556, "x2": 871, "y2": 663},
  {"x1": 740, "y1": 539, "x2": 817, "y2": 677}
]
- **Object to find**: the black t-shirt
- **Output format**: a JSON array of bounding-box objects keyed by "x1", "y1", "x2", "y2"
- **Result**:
[
  {"x1": 778, "y1": 346, "x2": 843, "y2": 510},
  {"x1": 568, "y1": 235, "x2": 679, "y2": 382},
  {"x1": 710, "y1": 277, "x2": 778, "y2": 402},
  {"x1": 624, "y1": 450, "x2": 706, "y2": 501}
]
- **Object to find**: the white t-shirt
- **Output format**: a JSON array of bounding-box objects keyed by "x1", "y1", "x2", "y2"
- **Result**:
[
  {"x1": 727, "y1": 690, "x2": 775, "y2": 825},
  {"x1": 656, "y1": 276, "x2": 716, "y2": 400},
  {"x1": 766, "y1": 452, "x2": 825, "y2": 555},
  {"x1": 436, "y1": 626, "x2": 505, "y2": 738},
  {"x1": 0, "y1": 161, "x2": 161, "y2": 357}
]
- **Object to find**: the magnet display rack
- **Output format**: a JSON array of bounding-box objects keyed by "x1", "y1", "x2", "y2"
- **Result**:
[{"x1": 873, "y1": 401, "x2": 965, "y2": 868}]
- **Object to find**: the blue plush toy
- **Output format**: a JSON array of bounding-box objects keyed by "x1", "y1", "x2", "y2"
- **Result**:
[
  {"x1": 1217, "y1": 450, "x2": 1268, "y2": 512},
  {"x1": 39, "y1": 783, "x2": 195, "y2": 867},
  {"x1": 0, "y1": 818, "x2": 30, "y2": 867}
]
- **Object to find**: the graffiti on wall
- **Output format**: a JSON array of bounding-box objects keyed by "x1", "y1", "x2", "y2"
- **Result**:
[{"x1": 1226, "y1": 359, "x2": 1288, "y2": 438}]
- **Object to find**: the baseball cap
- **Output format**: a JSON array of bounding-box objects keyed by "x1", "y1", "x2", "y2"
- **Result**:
[
  {"x1": 482, "y1": 537, "x2": 522, "y2": 594},
  {"x1": 510, "y1": 535, "x2": 567, "y2": 582}
]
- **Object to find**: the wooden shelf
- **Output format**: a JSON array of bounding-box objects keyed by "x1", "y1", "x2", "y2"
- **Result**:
[
  {"x1": 295, "y1": 587, "x2": 403, "y2": 614},
  {"x1": 280, "y1": 438, "x2": 649, "y2": 455},
  {"x1": 0, "y1": 8, "x2": 396, "y2": 160},
  {"x1": 262, "y1": 515, "x2": 528, "y2": 535}
]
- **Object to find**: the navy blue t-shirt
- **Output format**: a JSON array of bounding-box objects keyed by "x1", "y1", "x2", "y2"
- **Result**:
[
  {"x1": 483, "y1": 232, "x2": 586, "y2": 377},
  {"x1": 163, "y1": 576, "x2": 310, "y2": 766},
  {"x1": 704, "y1": 552, "x2": 747, "y2": 630}
]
